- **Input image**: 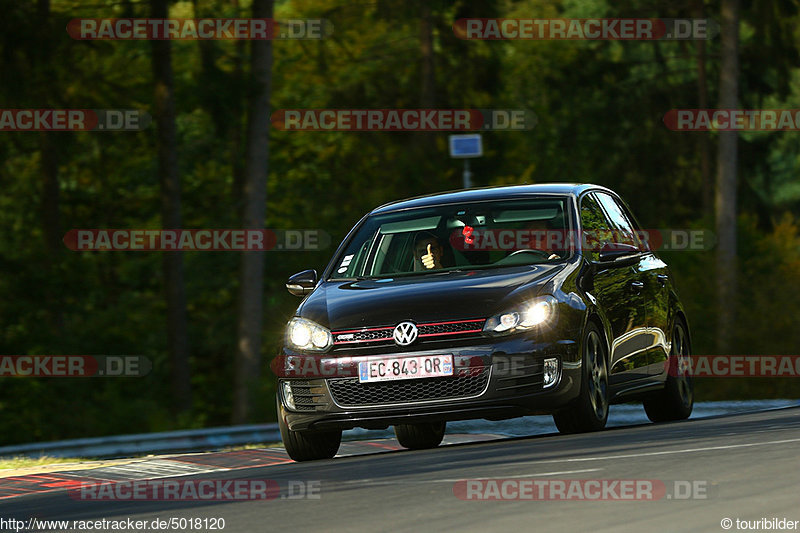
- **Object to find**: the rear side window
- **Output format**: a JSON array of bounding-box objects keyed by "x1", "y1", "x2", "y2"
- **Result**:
[
  {"x1": 579, "y1": 194, "x2": 611, "y2": 261},
  {"x1": 594, "y1": 192, "x2": 643, "y2": 250}
]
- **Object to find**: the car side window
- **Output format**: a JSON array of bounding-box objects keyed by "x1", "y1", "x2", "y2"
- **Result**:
[
  {"x1": 579, "y1": 194, "x2": 612, "y2": 262},
  {"x1": 594, "y1": 192, "x2": 641, "y2": 250}
]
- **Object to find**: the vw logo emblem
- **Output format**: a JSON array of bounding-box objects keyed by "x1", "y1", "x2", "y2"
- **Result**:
[{"x1": 393, "y1": 321, "x2": 418, "y2": 346}]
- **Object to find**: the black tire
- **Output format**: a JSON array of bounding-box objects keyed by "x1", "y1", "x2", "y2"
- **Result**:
[
  {"x1": 643, "y1": 319, "x2": 694, "y2": 423},
  {"x1": 394, "y1": 421, "x2": 446, "y2": 450},
  {"x1": 278, "y1": 397, "x2": 341, "y2": 462},
  {"x1": 553, "y1": 321, "x2": 609, "y2": 434}
]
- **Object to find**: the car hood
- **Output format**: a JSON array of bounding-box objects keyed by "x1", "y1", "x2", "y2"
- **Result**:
[{"x1": 297, "y1": 264, "x2": 565, "y2": 330}]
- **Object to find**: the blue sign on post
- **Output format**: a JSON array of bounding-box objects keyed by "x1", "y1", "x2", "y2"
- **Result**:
[
  {"x1": 448, "y1": 134, "x2": 483, "y2": 158},
  {"x1": 449, "y1": 134, "x2": 482, "y2": 188}
]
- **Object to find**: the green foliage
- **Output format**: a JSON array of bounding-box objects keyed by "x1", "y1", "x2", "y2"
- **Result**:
[{"x1": 0, "y1": 0, "x2": 798, "y2": 444}]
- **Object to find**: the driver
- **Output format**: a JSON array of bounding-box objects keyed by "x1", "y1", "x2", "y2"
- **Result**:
[
  {"x1": 521, "y1": 219, "x2": 561, "y2": 260},
  {"x1": 413, "y1": 232, "x2": 448, "y2": 271}
]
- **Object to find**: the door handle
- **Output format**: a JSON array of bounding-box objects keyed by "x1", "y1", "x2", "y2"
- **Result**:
[
  {"x1": 657, "y1": 274, "x2": 669, "y2": 285},
  {"x1": 630, "y1": 281, "x2": 644, "y2": 293}
]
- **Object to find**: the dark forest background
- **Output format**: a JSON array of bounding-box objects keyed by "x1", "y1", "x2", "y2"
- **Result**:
[{"x1": 1, "y1": 0, "x2": 799, "y2": 445}]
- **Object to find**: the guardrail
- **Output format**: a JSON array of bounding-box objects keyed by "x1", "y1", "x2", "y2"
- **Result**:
[
  {"x1": 3, "y1": 400, "x2": 796, "y2": 460},
  {"x1": 0, "y1": 424, "x2": 281, "y2": 459}
]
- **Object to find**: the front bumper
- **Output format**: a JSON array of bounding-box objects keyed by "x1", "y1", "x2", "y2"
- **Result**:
[{"x1": 277, "y1": 336, "x2": 581, "y2": 432}]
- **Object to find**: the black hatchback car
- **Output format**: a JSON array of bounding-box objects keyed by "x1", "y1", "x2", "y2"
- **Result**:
[{"x1": 274, "y1": 184, "x2": 693, "y2": 461}]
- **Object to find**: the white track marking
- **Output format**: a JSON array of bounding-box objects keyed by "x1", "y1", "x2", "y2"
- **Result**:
[
  {"x1": 512, "y1": 437, "x2": 800, "y2": 466},
  {"x1": 343, "y1": 468, "x2": 602, "y2": 485}
]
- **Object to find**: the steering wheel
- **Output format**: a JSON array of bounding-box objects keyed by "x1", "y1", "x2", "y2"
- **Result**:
[{"x1": 506, "y1": 249, "x2": 553, "y2": 259}]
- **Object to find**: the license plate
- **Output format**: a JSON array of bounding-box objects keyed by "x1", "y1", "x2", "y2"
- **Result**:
[{"x1": 358, "y1": 355, "x2": 453, "y2": 383}]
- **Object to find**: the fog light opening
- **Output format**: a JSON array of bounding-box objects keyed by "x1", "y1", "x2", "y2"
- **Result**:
[
  {"x1": 282, "y1": 381, "x2": 296, "y2": 410},
  {"x1": 543, "y1": 358, "x2": 559, "y2": 388}
]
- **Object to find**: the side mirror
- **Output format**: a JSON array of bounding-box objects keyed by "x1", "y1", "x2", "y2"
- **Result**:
[
  {"x1": 286, "y1": 269, "x2": 318, "y2": 297},
  {"x1": 597, "y1": 243, "x2": 641, "y2": 265}
]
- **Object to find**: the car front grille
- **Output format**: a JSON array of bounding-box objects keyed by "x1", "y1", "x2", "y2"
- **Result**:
[
  {"x1": 327, "y1": 368, "x2": 491, "y2": 407},
  {"x1": 332, "y1": 319, "x2": 485, "y2": 347},
  {"x1": 335, "y1": 328, "x2": 393, "y2": 343},
  {"x1": 418, "y1": 320, "x2": 484, "y2": 336}
]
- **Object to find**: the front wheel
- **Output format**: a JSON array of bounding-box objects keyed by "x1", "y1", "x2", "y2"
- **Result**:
[
  {"x1": 553, "y1": 322, "x2": 609, "y2": 434},
  {"x1": 394, "y1": 421, "x2": 446, "y2": 450},
  {"x1": 643, "y1": 319, "x2": 694, "y2": 423},
  {"x1": 277, "y1": 396, "x2": 341, "y2": 462}
]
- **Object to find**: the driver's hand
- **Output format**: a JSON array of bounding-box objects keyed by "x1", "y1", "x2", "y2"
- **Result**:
[{"x1": 421, "y1": 244, "x2": 436, "y2": 269}]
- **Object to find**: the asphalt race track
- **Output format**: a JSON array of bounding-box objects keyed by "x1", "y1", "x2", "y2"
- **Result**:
[{"x1": 2, "y1": 407, "x2": 799, "y2": 532}]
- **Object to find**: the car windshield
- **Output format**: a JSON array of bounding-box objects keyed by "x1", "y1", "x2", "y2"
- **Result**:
[{"x1": 329, "y1": 197, "x2": 572, "y2": 280}]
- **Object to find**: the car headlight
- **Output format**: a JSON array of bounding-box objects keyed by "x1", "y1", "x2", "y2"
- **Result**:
[
  {"x1": 286, "y1": 317, "x2": 333, "y2": 352},
  {"x1": 483, "y1": 296, "x2": 558, "y2": 335}
]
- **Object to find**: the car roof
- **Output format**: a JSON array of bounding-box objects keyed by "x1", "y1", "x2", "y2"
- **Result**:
[{"x1": 370, "y1": 183, "x2": 613, "y2": 215}]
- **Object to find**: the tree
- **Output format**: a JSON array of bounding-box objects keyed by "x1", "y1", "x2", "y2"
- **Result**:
[
  {"x1": 151, "y1": 0, "x2": 192, "y2": 413},
  {"x1": 233, "y1": 0, "x2": 274, "y2": 423},
  {"x1": 419, "y1": 0, "x2": 435, "y2": 107},
  {"x1": 715, "y1": 0, "x2": 740, "y2": 353},
  {"x1": 694, "y1": 0, "x2": 712, "y2": 217}
]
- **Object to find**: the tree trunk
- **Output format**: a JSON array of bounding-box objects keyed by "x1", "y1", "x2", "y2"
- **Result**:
[
  {"x1": 151, "y1": 0, "x2": 192, "y2": 413},
  {"x1": 420, "y1": 1, "x2": 436, "y2": 108},
  {"x1": 37, "y1": 0, "x2": 60, "y2": 257},
  {"x1": 231, "y1": 0, "x2": 246, "y2": 213},
  {"x1": 233, "y1": 0, "x2": 274, "y2": 424},
  {"x1": 38, "y1": 0, "x2": 65, "y2": 333},
  {"x1": 192, "y1": 0, "x2": 226, "y2": 137},
  {"x1": 715, "y1": 0, "x2": 739, "y2": 354},
  {"x1": 40, "y1": 133, "x2": 61, "y2": 256},
  {"x1": 694, "y1": 0, "x2": 712, "y2": 218}
]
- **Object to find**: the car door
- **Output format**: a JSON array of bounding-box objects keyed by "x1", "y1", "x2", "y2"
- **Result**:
[
  {"x1": 637, "y1": 254, "x2": 672, "y2": 374},
  {"x1": 602, "y1": 195, "x2": 672, "y2": 375},
  {"x1": 584, "y1": 192, "x2": 651, "y2": 384}
]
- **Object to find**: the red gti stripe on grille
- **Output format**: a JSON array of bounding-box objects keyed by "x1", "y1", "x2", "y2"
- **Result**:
[
  {"x1": 418, "y1": 329, "x2": 483, "y2": 337},
  {"x1": 333, "y1": 336, "x2": 393, "y2": 345},
  {"x1": 420, "y1": 319, "x2": 485, "y2": 327}
]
